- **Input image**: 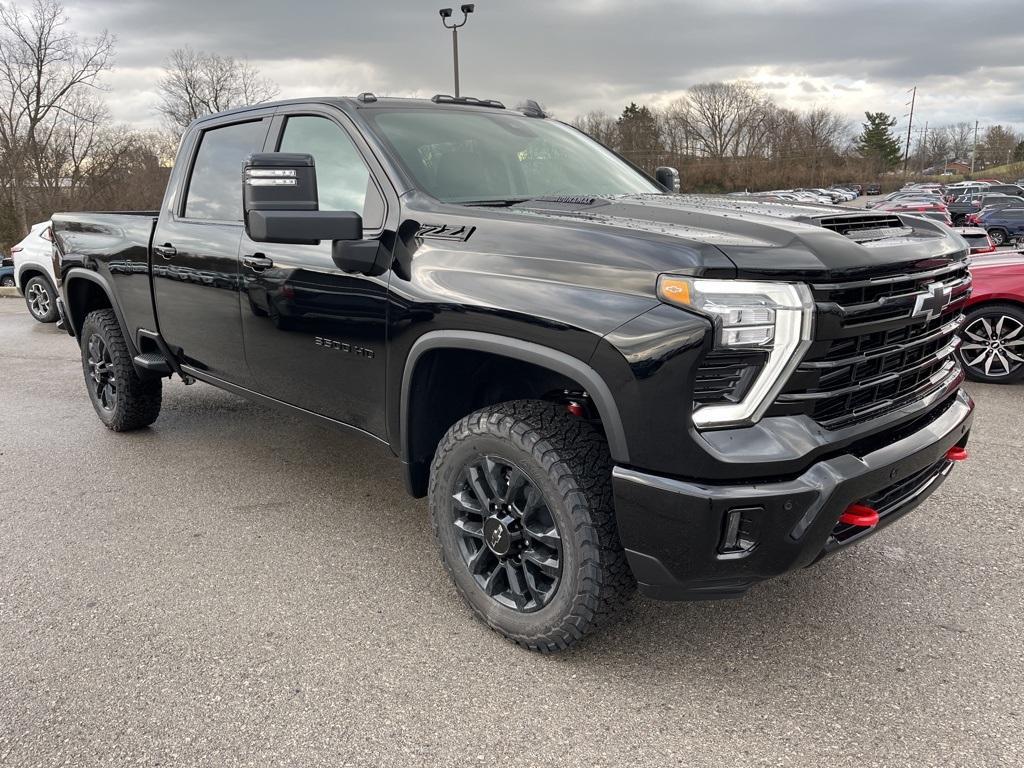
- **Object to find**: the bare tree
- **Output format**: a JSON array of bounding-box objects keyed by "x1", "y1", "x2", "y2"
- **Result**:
[
  {"x1": 945, "y1": 122, "x2": 974, "y2": 160},
  {"x1": 683, "y1": 81, "x2": 771, "y2": 160},
  {"x1": 0, "y1": 0, "x2": 114, "y2": 236},
  {"x1": 157, "y1": 47, "x2": 279, "y2": 134},
  {"x1": 571, "y1": 110, "x2": 618, "y2": 148}
]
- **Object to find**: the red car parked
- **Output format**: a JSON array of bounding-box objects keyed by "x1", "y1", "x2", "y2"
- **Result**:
[{"x1": 959, "y1": 252, "x2": 1024, "y2": 382}]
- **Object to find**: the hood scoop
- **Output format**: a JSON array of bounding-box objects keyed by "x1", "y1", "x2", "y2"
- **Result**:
[{"x1": 816, "y1": 214, "x2": 914, "y2": 243}]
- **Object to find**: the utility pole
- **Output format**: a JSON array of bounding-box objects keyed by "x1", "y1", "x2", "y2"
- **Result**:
[
  {"x1": 971, "y1": 120, "x2": 979, "y2": 174},
  {"x1": 439, "y1": 5, "x2": 475, "y2": 98},
  {"x1": 903, "y1": 86, "x2": 916, "y2": 174},
  {"x1": 921, "y1": 121, "x2": 929, "y2": 173}
]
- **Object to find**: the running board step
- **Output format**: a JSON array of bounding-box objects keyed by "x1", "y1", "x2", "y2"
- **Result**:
[{"x1": 133, "y1": 353, "x2": 172, "y2": 375}]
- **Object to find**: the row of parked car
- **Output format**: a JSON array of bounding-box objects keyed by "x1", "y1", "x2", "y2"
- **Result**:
[
  {"x1": 866, "y1": 179, "x2": 1024, "y2": 243},
  {"x1": 730, "y1": 186, "x2": 866, "y2": 205}
]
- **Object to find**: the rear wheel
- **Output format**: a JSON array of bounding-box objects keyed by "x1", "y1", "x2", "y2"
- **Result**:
[
  {"x1": 24, "y1": 275, "x2": 58, "y2": 323},
  {"x1": 958, "y1": 304, "x2": 1024, "y2": 383},
  {"x1": 0, "y1": 275, "x2": 14, "y2": 287},
  {"x1": 988, "y1": 228, "x2": 1009, "y2": 246},
  {"x1": 429, "y1": 400, "x2": 635, "y2": 652},
  {"x1": 80, "y1": 309, "x2": 162, "y2": 430}
]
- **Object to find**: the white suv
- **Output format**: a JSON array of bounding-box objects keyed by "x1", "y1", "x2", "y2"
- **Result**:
[{"x1": 12, "y1": 221, "x2": 58, "y2": 323}]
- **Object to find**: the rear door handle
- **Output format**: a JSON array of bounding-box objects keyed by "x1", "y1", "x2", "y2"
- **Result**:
[
  {"x1": 241, "y1": 254, "x2": 274, "y2": 272},
  {"x1": 154, "y1": 244, "x2": 176, "y2": 259}
]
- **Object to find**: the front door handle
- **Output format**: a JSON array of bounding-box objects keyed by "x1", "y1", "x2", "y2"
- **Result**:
[
  {"x1": 154, "y1": 243, "x2": 177, "y2": 259},
  {"x1": 241, "y1": 254, "x2": 274, "y2": 272}
]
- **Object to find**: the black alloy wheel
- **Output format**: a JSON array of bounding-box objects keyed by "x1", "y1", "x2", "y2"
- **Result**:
[
  {"x1": 429, "y1": 400, "x2": 636, "y2": 652},
  {"x1": 451, "y1": 456, "x2": 563, "y2": 613},
  {"x1": 86, "y1": 333, "x2": 118, "y2": 412}
]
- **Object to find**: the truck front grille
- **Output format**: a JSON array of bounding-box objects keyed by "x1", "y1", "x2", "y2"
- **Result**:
[{"x1": 768, "y1": 255, "x2": 971, "y2": 430}]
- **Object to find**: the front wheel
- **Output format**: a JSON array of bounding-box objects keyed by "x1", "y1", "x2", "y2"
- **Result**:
[
  {"x1": 958, "y1": 304, "x2": 1024, "y2": 383},
  {"x1": 988, "y1": 228, "x2": 1008, "y2": 246},
  {"x1": 80, "y1": 309, "x2": 163, "y2": 430},
  {"x1": 0, "y1": 274, "x2": 14, "y2": 287},
  {"x1": 429, "y1": 400, "x2": 635, "y2": 652}
]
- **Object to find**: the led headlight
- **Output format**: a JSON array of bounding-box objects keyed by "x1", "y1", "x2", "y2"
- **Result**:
[{"x1": 658, "y1": 276, "x2": 815, "y2": 428}]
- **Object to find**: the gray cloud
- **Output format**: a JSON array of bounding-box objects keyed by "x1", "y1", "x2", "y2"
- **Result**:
[{"x1": 64, "y1": 0, "x2": 1024, "y2": 131}]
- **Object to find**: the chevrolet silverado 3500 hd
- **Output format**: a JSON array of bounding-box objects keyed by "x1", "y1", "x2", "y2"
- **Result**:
[{"x1": 52, "y1": 94, "x2": 974, "y2": 651}]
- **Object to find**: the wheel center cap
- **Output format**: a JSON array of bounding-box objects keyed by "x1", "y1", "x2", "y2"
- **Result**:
[{"x1": 483, "y1": 515, "x2": 514, "y2": 556}]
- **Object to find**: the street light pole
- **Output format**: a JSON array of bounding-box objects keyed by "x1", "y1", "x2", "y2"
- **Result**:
[{"x1": 439, "y1": 5, "x2": 475, "y2": 98}]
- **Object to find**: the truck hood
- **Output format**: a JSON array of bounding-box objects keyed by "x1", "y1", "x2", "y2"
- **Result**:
[{"x1": 501, "y1": 193, "x2": 965, "y2": 281}]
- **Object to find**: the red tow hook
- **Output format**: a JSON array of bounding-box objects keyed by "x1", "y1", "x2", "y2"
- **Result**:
[
  {"x1": 838, "y1": 503, "x2": 880, "y2": 528},
  {"x1": 946, "y1": 446, "x2": 969, "y2": 462}
]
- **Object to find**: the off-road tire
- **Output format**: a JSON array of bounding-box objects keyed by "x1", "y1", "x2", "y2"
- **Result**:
[
  {"x1": 80, "y1": 309, "x2": 162, "y2": 430},
  {"x1": 24, "y1": 275, "x2": 58, "y2": 322},
  {"x1": 429, "y1": 400, "x2": 635, "y2": 652}
]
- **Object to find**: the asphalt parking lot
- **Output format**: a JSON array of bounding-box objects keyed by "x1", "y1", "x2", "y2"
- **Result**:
[{"x1": 1, "y1": 297, "x2": 1022, "y2": 768}]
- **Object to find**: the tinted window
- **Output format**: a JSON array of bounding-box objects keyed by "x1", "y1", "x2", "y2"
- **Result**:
[
  {"x1": 279, "y1": 116, "x2": 382, "y2": 226},
  {"x1": 185, "y1": 120, "x2": 268, "y2": 221}
]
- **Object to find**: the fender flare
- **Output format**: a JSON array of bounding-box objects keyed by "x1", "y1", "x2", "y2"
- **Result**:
[
  {"x1": 62, "y1": 268, "x2": 139, "y2": 356},
  {"x1": 400, "y1": 330, "x2": 630, "y2": 464}
]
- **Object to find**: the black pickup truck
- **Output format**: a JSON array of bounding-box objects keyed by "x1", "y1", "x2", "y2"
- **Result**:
[{"x1": 52, "y1": 95, "x2": 974, "y2": 651}]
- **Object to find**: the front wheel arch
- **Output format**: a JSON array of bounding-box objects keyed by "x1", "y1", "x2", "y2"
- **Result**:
[{"x1": 399, "y1": 332, "x2": 630, "y2": 497}]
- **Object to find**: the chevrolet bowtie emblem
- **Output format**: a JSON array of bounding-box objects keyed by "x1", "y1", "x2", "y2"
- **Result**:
[{"x1": 911, "y1": 282, "x2": 952, "y2": 322}]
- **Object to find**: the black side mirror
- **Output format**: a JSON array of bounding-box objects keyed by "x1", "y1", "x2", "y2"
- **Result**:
[
  {"x1": 243, "y1": 152, "x2": 363, "y2": 245},
  {"x1": 655, "y1": 166, "x2": 681, "y2": 193}
]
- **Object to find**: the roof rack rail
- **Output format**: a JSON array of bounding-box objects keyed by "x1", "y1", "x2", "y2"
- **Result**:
[
  {"x1": 356, "y1": 92, "x2": 377, "y2": 103},
  {"x1": 520, "y1": 99, "x2": 547, "y2": 118},
  {"x1": 431, "y1": 94, "x2": 505, "y2": 109}
]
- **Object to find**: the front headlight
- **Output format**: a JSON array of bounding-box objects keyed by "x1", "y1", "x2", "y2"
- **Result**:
[{"x1": 658, "y1": 276, "x2": 815, "y2": 428}]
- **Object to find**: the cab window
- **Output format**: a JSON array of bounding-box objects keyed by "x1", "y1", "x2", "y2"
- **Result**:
[{"x1": 278, "y1": 116, "x2": 384, "y2": 227}]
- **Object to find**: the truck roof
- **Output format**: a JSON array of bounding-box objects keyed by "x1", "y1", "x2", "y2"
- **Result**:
[{"x1": 191, "y1": 94, "x2": 534, "y2": 126}]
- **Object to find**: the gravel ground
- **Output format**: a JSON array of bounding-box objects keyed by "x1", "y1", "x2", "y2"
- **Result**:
[{"x1": 0, "y1": 298, "x2": 1022, "y2": 768}]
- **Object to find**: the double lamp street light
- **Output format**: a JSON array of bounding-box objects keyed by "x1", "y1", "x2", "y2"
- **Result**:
[{"x1": 439, "y1": 4, "x2": 474, "y2": 98}]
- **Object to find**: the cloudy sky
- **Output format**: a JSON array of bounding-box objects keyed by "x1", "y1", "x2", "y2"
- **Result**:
[{"x1": 64, "y1": 0, "x2": 1024, "y2": 136}]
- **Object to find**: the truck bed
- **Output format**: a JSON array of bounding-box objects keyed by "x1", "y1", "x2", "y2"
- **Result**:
[{"x1": 52, "y1": 211, "x2": 159, "y2": 336}]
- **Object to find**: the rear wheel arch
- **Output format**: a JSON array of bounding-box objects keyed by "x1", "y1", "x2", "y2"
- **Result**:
[
  {"x1": 64, "y1": 270, "x2": 137, "y2": 357},
  {"x1": 399, "y1": 332, "x2": 629, "y2": 498}
]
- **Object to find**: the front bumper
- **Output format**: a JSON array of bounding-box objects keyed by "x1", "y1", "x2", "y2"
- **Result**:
[{"x1": 613, "y1": 389, "x2": 974, "y2": 601}]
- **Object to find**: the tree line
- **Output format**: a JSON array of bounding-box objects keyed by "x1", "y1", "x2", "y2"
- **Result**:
[
  {"x1": 572, "y1": 83, "x2": 1024, "y2": 192},
  {"x1": 0, "y1": 0, "x2": 278, "y2": 252},
  {"x1": 3, "y1": 1, "x2": 1023, "y2": 252}
]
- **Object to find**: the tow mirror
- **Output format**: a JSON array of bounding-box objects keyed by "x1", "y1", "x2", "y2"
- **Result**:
[
  {"x1": 243, "y1": 152, "x2": 363, "y2": 245},
  {"x1": 655, "y1": 166, "x2": 681, "y2": 193},
  {"x1": 243, "y1": 152, "x2": 385, "y2": 275}
]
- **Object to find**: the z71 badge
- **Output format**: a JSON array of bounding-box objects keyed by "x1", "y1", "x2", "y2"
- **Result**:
[
  {"x1": 314, "y1": 337, "x2": 375, "y2": 359},
  {"x1": 416, "y1": 223, "x2": 476, "y2": 242}
]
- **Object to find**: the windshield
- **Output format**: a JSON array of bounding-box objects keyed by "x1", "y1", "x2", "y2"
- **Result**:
[{"x1": 366, "y1": 109, "x2": 660, "y2": 203}]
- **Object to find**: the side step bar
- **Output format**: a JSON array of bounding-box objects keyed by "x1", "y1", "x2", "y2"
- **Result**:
[
  {"x1": 134, "y1": 328, "x2": 194, "y2": 383},
  {"x1": 132, "y1": 352, "x2": 172, "y2": 375}
]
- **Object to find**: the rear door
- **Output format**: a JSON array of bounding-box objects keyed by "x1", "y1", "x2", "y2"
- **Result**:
[
  {"x1": 151, "y1": 112, "x2": 272, "y2": 387},
  {"x1": 239, "y1": 106, "x2": 393, "y2": 436}
]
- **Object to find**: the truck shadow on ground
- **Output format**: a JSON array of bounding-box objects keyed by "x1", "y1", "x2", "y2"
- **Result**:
[{"x1": 144, "y1": 380, "x2": 953, "y2": 680}]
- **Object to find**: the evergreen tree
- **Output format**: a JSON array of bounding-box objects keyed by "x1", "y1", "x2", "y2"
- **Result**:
[
  {"x1": 855, "y1": 112, "x2": 902, "y2": 170},
  {"x1": 616, "y1": 102, "x2": 661, "y2": 167}
]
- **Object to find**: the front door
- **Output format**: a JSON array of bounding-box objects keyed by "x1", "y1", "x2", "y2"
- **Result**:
[
  {"x1": 152, "y1": 115, "x2": 272, "y2": 388},
  {"x1": 240, "y1": 111, "x2": 391, "y2": 436}
]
